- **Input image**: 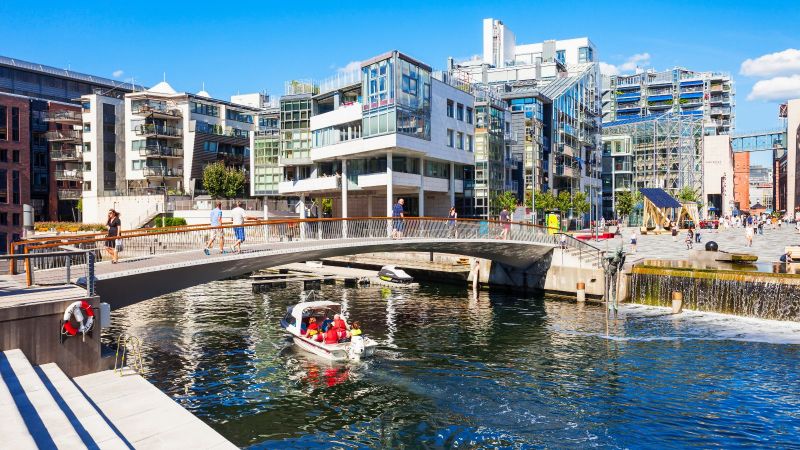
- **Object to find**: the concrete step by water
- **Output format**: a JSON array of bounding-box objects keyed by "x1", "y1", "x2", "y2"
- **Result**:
[
  {"x1": 0, "y1": 349, "x2": 86, "y2": 449},
  {"x1": 36, "y1": 363, "x2": 131, "y2": 449},
  {"x1": 0, "y1": 351, "x2": 38, "y2": 449}
]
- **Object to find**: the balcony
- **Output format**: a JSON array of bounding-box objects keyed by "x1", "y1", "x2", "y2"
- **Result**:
[
  {"x1": 50, "y1": 149, "x2": 82, "y2": 162},
  {"x1": 709, "y1": 96, "x2": 729, "y2": 104},
  {"x1": 132, "y1": 102, "x2": 182, "y2": 120},
  {"x1": 134, "y1": 124, "x2": 183, "y2": 139},
  {"x1": 710, "y1": 107, "x2": 731, "y2": 116},
  {"x1": 55, "y1": 169, "x2": 83, "y2": 181},
  {"x1": 45, "y1": 129, "x2": 82, "y2": 143},
  {"x1": 138, "y1": 144, "x2": 184, "y2": 159},
  {"x1": 613, "y1": 162, "x2": 633, "y2": 172},
  {"x1": 58, "y1": 188, "x2": 82, "y2": 200},
  {"x1": 144, "y1": 167, "x2": 183, "y2": 178},
  {"x1": 44, "y1": 110, "x2": 82, "y2": 124}
]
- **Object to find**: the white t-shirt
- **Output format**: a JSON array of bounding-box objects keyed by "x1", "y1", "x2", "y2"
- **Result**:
[{"x1": 231, "y1": 207, "x2": 246, "y2": 225}]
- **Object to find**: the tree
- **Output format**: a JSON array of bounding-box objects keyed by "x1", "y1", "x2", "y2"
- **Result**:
[
  {"x1": 492, "y1": 191, "x2": 518, "y2": 216},
  {"x1": 572, "y1": 191, "x2": 590, "y2": 225},
  {"x1": 529, "y1": 190, "x2": 556, "y2": 212},
  {"x1": 676, "y1": 186, "x2": 700, "y2": 203},
  {"x1": 203, "y1": 162, "x2": 246, "y2": 199},
  {"x1": 616, "y1": 190, "x2": 636, "y2": 225},
  {"x1": 555, "y1": 191, "x2": 572, "y2": 215}
]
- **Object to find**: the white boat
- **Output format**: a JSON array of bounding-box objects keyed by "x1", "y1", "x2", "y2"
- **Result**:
[
  {"x1": 378, "y1": 265, "x2": 414, "y2": 284},
  {"x1": 280, "y1": 300, "x2": 377, "y2": 361}
]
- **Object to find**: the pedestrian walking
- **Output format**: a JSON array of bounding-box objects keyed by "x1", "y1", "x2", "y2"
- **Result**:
[
  {"x1": 745, "y1": 225, "x2": 754, "y2": 247},
  {"x1": 685, "y1": 228, "x2": 694, "y2": 249},
  {"x1": 204, "y1": 201, "x2": 226, "y2": 255},
  {"x1": 447, "y1": 206, "x2": 458, "y2": 238},
  {"x1": 629, "y1": 229, "x2": 637, "y2": 253},
  {"x1": 105, "y1": 209, "x2": 121, "y2": 264},
  {"x1": 560, "y1": 233, "x2": 567, "y2": 250},
  {"x1": 231, "y1": 201, "x2": 258, "y2": 253},
  {"x1": 499, "y1": 207, "x2": 511, "y2": 240},
  {"x1": 671, "y1": 224, "x2": 679, "y2": 242},
  {"x1": 391, "y1": 198, "x2": 405, "y2": 239}
]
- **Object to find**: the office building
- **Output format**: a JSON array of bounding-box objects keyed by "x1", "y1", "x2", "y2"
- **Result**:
[
  {"x1": 749, "y1": 165, "x2": 773, "y2": 210},
  {"x1": 252, "y1": 51, "x2": 474, "y2": 218},
  {"x1": 731, "y1": 129, "x2": 787, "y2": 215},
  {"x1": 602, "y1": 67, "x2": 735, "y2": 135}
]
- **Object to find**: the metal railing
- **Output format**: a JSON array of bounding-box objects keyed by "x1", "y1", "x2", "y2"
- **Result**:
[
  {"x1": 138, "y1": 144, "x2": 184, "y2": 158},
  {"x1": 1, "y1": 249, "x2": 96, "y2": 293},
  {"x1": 44, "y1": 130, "x2": 82, "y2": 142},
  {"x1": 133, "y1": 124, "x2": 182, "y2": 137},
  {"x1": 143, "y1": 167, "x2": 183, "y2": 178},
  {"x1": 556, "y1": 233, "x2": 604, "y2": 268},
  {"x1": 12, "y1": 217, "x2": 597, "y2": 286},
  {"x1": 43, "y1": 110, "x2": 83, "y2": 123}
]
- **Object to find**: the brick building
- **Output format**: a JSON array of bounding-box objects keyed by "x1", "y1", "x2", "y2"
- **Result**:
[
  {"x1": 733, "y1": 152, "x2": 750, "y2": 213},
  {"x1": 0, "y1": 93, "x2": 31, "y2": 252}
]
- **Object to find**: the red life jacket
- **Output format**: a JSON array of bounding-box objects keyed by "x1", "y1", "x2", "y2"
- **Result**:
[{"x1": 324, "y1": 328, "x2": 339, "y2": 344}]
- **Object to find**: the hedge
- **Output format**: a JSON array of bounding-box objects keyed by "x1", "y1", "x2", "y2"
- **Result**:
[
  {"x1": 34, "y1": 222, "x2": 107, "y2": 233},
  {"x1": 154, "y1": 217, "x2": 188, "y2": 227}
]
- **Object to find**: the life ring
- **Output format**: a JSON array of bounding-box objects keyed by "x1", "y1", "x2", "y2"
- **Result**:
[{"x1": 62, "y1": 300, "x2": 94, "y2": 336}]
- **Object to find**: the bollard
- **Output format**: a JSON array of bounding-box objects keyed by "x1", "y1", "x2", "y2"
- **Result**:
[
  {"x1": 576, "y1": 282, "x2": 586, "y2": 303},
  {"x1": 672, "y1": 291, "x2": 683, "y2": 314}
]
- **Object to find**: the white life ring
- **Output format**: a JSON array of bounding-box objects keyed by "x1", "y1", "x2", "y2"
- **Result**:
[{"x1": 62, "y1": 300, "x2": 94, "y2": 336}]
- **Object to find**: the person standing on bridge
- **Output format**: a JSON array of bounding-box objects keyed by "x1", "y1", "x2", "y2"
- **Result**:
[
  {"x1": 204, "y1": 201, "x2": 226, "y2": 255},
  {"x1": 448, "y1": 206, "x2": 458, "y2": 238},
  {"x1": 105, "y1": 209, "x2": 121, "y2": 264},
  {"x1": 392, "y1": 198, "x2": 405, "y2": 239},
  {"x1": 231, "y1": 201, "x2": 258, "y2": 254},
  {"x1": 499, "y1": 207, "x2": 511, "y2": 240}
]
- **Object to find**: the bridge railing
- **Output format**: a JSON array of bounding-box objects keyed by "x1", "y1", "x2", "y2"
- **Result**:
[{"x1": 13, "y1": 217, "x2": 563, "y2": 286}]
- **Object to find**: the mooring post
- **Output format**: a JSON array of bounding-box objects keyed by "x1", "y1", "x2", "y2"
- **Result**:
[
  {"x1": 576, "y1": 282, "x2": 586, "y2": 302},
  {"x1": 671, "y1": 291, "x2": 683, "y2": 314}
]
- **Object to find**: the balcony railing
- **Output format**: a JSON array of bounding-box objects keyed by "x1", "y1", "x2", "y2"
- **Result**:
[
  {"x1": 50, "y1": 149, "x2": 82, "y2": 161},
  {"x1": 44, "y1": 110, "x2": 82, "y2": 123},
  {"x1": 138, "y1": 144, "x2": 184, "y2": 158},
  {"x1": 58, "y1": 188, "x2": 82, "y2": 200},
  {"x1": 132, "y1": 102, "x2": 182, "y2": 119},
  {"x1": 44, "y1": 130, "x2": 82, "y2": 142},
  {"x1": 55, "y1": 169, "x2": 83, "y2": 181},
  {"x1": 134, "y1": 124, "x2": 183, "y2": 138},
  {"x1": 143, "y1": 167, "x2": 183, "y2": 178}
]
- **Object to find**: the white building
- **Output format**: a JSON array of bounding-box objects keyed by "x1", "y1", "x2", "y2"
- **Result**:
[
  {"x1": 702, "y1": 134, "x2": 734, "y2": 218},
  {"x1": 79, "y1": 94, "x2": 126, "y2": 197},
  {"x1": 254, "y1": 51, "x2": 475, "y2": 218}
]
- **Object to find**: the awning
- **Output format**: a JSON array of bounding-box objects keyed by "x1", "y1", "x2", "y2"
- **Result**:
[
  {"x1": 680, "y1": 92, "x2": 703, "y2": 99},
  {"x1": 648, "y1": 95, "x2": 672, "y2": 102},
  {"x1": 680, "y1": 80, "x2": 704, "y2": 87}
]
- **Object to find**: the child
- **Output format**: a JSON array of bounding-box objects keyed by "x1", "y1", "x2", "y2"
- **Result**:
[
  {"x1": 350, "y1": 321, "x2": 362, "y2": 337},
  {"x1": 629, "y1": 229, "x2": 637, "y2": 253}
]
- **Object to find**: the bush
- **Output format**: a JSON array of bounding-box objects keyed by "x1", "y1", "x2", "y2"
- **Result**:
[{"x1": 154, "y1": 217, "x2": 188, "y2": 227}]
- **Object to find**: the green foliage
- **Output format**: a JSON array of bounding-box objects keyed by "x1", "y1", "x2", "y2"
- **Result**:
[
  {"x1": 321, "y1": 198, "x2": 333, "y2": 215},
  {"x1": 615, "y1": 190, "x2": 637, "y2": 219},
  {"x1": 555, "y1": 191, "x2": 572, "y2": 214},
  {"x1": 492, "y1": 191, "x2": 518, "y2": 216},
  {"x1": 572, "y1": 191, "x2": 590, "y2": 216},
  {"x1": 529, "y1": 190, "x2": 556, "y2": 211},
  {"x1": 34, "y1": 222, "x2": 106, "y2": 232},
  {"x1": 154, "y1": 217, "x2": 188, "y2": 227},
  {"x1": 676, "y1": 186, "x2": 700, "y2": 203},
  {"x1": 76, "y1": 198, "x2": 83, "y2": 213},
  {"x1": 203, "y1": 162, "x2": 246, "y2": 199}
]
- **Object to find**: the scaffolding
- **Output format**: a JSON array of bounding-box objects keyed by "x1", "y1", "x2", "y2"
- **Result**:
[{"x1": 604, "y1": 113, "x2": 704, "y2": 203}]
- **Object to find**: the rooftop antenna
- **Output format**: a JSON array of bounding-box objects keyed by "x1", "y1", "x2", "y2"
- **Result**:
[{"x1": 202, "y1": 81, "x2": 205, "y2": 91}]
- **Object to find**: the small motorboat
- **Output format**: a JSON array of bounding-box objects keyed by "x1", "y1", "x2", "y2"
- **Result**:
[
  {"x1": 378, "y1": 265, "x2": 414, "y2": 284},
  {"x1": 280, "y1": 301, "x2": 377, "y2": 361}
]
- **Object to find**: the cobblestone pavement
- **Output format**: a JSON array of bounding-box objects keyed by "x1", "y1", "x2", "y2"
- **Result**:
[{"x1": 586, "y1": 224, "x2": 800, "y2": 264}]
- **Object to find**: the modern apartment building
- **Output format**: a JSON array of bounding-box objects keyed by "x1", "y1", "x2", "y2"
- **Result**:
[
  {"x1": 43, "y1": 102, "x2": 84, "y2": 219},
  {"x1": 0, "y1": 93, "x2": 30, "y2": 251},
  {"x1": 251, "y1": 51, "x2": 475, "y2": 218},
  {"x1": 602, "y1": 67, "x2": 735, "y2": 135},
  {"x1": 78, "y1": 95, "x2": 126, "y2": 198},
  {"x1": 601, "y1": 113, "x2": 705, "y2": 219},
  {"x1": 449, "y1": 18, "x2": 602, "y2": 220},
  {"x1": 123, "y1": 82, "x2": 258, "y2": 196}
]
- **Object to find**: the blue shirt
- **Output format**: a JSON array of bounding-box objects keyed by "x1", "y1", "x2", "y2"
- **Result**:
[
  {"x1": 392, "y1": 203, "x2": 404, "y2": 218},
  {"x1": 210, "y1": 208, "x2": 222, "y2": 226}
]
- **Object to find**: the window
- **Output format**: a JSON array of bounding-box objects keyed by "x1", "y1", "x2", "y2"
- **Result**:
[
  {"x1": 447, "y1": 129, "x2": 454, "y2": 147},
  {"x1": 83, "y1": 142, "x2": 91, "y2": 153},
  {"x1": 578, "y1": 46, "x2": 594, "y2": 63},
  {"x1": 83, "y1": 162, "x2": 91, "y2": 171},
  {"x1": 446, "y1": 100, "x2": 454, "y2": 118},
  {"x1": 457, "y1": 103, "x2": 464, "y2": 121},
  {"x1": 456, "y1": 132, "x2": 464, "y2": 150},
  {"x1": 0, "y1": 213, "x2": 6, "y2": 225},
  {"x1": 83, "y1": 181, "x2": 92, "y2": 191},
  {"x1": 556, "y1": 50, "x2": 566, "y2": 64},
  {"x1": 466, "y1": 107, "x2": 473, "y2": 124},
  {"x1": 190, "y1": 101, "x2": 220, "y2": 117},
  {"x1": 11, "y1": 213, "x2": 18, "y2": 226},
  {"x1": 12, "y1": 170, "x2": 19, "y2": 204},
  {"x1": 0, "y1": 150, "x2": 6, "y2": 162},
  {"x1": 11, "y1": 107, "x2": 19, "y2": 142},
  {"x1": 0, "y1": 233, "x2": 6, "y2": 254},
  {"x1": 0, "y1": 169, "x2": 6, "y2": 203},
  {"x1": 0, "y1": 105, "x2": 6, "y2": 140},
  {"x1": 467, "y1": 135, "x2": 474, "y2": 152},
  {"x1": 11, "y1": 150, "x2": 18, "y2": 163},
  {"x1": 132, "y1": 160, "x2": 146, "y2": 170}
]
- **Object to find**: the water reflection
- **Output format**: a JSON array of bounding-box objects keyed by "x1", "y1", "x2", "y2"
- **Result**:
[{"x1": 104, "y1": 279, "x2": 800, "y2": 448}]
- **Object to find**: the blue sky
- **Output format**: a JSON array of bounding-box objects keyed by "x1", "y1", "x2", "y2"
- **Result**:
[{"x1": 1, "y1": 0, "x2": 798, "y2": 140}]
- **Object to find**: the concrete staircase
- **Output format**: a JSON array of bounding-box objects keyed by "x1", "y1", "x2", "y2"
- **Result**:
[{"x1": 0, "y1": 349, "x2": 130, "y2": 449}]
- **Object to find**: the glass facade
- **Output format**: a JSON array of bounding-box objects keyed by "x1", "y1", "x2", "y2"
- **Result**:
[
  {"x1": 280, "y1": 97, "x2": 312, "y2": 161},
  {"x1": 253, "y1": 131, "x2": 281, "y2": 195},
  {"x1": 473, "y1": 103, "x2": 506, "y2": 218},
  {"x1": 361, "y1": 53, "x2": 431, "y2": 140}
]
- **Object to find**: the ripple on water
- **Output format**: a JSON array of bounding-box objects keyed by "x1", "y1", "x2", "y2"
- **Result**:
[{"x1": 103, "y1": 279, "x2": 800, "y2": 448}]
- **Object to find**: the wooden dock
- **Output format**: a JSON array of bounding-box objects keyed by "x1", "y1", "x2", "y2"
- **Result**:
[{"x1": 251, "y1": 263, "x2": 419, "y2": 292}]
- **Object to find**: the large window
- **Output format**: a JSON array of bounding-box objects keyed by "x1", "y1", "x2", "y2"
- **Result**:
[
  {"x1": 190, "y1": 101, "x2": 220, "y2": 117},
  {"x1": 456, "y1": 132, "x2": 464, "y2": 150},
  {"x1": 11, "y1": 107, "x2": 19, "y2": 142},
  {"x1": 466, "y1": 107, "x2": 473, "y2": 124},
  {"x1": 447, "y1": 100, "x2": 454, "y2": 118},
  {"x1": 457, "y1": 103, "x2": 464, "y2": 121},
  {"x1": 0, "y1": 106, "x2": 6, "y2": 140},
  {"x1": 226, "y1": 109, "x2": 254, "y2": 123},
  {"x1": 11, "y1": 170, "x2": 19, "y2": 204},
  {"x1": 578, "y1": 47, "x2": 594, "y2": 63},
  {"x1": 556, "y1": 50, "x2": 566, "y2": 64},
  {"x1": 447, "y1": 129, "x2": 454, "y2": 147}
]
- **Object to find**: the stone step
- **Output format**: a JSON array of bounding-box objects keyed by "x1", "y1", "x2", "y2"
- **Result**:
[
  {"x1": 0, "y1": 349, "x2": 86, "y2": 449},
  {"x1": 0, "y1": 351, "x2": 38, "y2": 449},
  {"x1": 37, "y1": 363, "x2": 131, "y2": 449}
]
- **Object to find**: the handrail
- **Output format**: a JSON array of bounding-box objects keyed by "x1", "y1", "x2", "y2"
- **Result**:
[{"x1": 114, "y1": 334, "x2": 144, "y2": 375}]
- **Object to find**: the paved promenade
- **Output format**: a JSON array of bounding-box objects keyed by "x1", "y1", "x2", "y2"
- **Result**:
[{"x1": 590, "y1": 225, "x2": 800, "y2": 264}]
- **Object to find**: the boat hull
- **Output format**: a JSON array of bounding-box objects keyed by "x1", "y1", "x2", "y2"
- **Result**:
[{"x1": 287, "y1": 331, "x2": 377, "y2": 361}]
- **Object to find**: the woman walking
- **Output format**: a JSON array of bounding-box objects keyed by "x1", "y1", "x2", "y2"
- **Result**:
[
  {"x1": 447, "y1": 206, "x2": 458, "y2": 238},
  {"x1": 105, "y1": 209, "x2": 121, "y2": 263},
  {"x1": 745, "y1": 224, "x2": 754, "y2": 247}
]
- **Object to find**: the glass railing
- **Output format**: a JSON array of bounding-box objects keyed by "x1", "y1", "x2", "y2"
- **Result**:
[
  {"x1": 134, "y1": 124, "x2": 183, "y2": 137},
  {"x1": 143, "y1": 167, "x2": 183, "y2": 178},
  {"x1": 44, "y1": 110, "x2": 82, "y2": 122}
]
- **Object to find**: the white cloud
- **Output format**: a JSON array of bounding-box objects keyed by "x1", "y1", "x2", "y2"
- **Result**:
[
  {"x1": 112, "y1": 69, "x2": 124, "y2": 78},
  {"x1": 741, "y1": 49, "x2": 800, "y2": 78},
  {"x1": 747, "y1": 75, "x2": 800, "y2": 101},
  {"x1": 600, "y1": 53, "x2": 651, "y2": 76},
  {"x1": 336, "y1": 61, "x2": 361, "y2": 74}
]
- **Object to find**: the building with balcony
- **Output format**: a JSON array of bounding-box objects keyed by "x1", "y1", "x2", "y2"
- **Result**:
[
  {"x1": 448, "y1": 18, "x2": 602, "y2": 221},
  {"x1": 250, "y1": 51, "x2": 475, "y2": 218},
  {"x1": 124, "y1": 81, "x2": 258, "y2": 196},
  {"x1": 601, "y1": 113, "x2": 705, "y2": 219},
  {"x1": 43, "y1": 102, "x2": 84, "y2": 219},
  {"x1": 0, "y1": 93, "x2": 30, "y2": 251},
  {"x1": 78, "y1": 94, "x2": 126, "y2": 199},
  {"x1": 602, "y1": 67, "x2": 735, "y2": 135}
]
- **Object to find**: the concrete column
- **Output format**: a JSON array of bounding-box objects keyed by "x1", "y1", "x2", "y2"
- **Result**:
[
  {"x1": 386, "y1": 152, "x2": 393, "y2": 237},
  {"x1": 419, "y1": 157, "x2": 425, "y2": 217},
  {"x1": 449, "y1": 162, "x2": 455, "y2": 208},
  {"x1": 341, "y1": 160, "x2": 348, "y2": 238},
  {"x1": 367, "y1": 195, "x2": 373, "y2": 217},
  {"x1": 299, "y1": 194, "x2": 306, "y2": 240}
]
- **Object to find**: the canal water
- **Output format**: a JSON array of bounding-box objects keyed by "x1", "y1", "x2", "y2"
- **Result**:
[{"x1": 104, "y1": 278, "x2": 800, "y2": 449}]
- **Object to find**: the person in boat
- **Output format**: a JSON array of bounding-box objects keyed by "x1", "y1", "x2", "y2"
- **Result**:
[
  {"x1": 350, "y1": 321, "x2": 362, "y2": 337},
  {"x1": 333, "y1": 314, "x2": 349, "y2": 339},
  {"x1": 305, "y1": 317, "x2": 319, "y2": 337},
  {"x1": 320, "y1": 316, "x2": 334, "y2": 332},
  {"x1": 324, "y1": 324, "x2": 340, "y2": 345}
]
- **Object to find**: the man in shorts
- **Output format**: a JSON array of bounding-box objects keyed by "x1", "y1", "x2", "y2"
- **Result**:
[
  {"x1": 204, "y1": 201, "x2": 225, "y2": 255},
  {"x1": 231, "y1": 201, "x2": 258, "y2": 253},
  {"x1": 392, "y1": 198, "x2": 405, "y2": 239}
]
